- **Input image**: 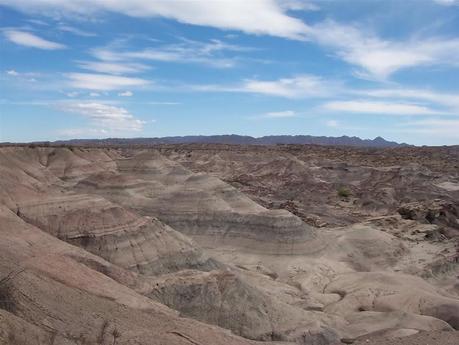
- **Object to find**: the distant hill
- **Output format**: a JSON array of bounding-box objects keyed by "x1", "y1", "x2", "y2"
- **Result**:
[{"x1": 50, "y1": 135, "x2": 408, "y2": 148}]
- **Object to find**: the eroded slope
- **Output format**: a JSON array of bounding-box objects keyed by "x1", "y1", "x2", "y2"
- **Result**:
[{"x1": 0, "y1": 145, "x2": 458, "y2": 345}]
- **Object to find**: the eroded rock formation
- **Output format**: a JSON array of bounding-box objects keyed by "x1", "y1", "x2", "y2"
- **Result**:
[{"x1": 0, "y1": 144, "x2": 458, "y2": 345}]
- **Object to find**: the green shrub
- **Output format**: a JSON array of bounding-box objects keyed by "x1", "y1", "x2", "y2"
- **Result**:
[{"x1": 337, "y1": 187, "x2": 351, "y2": 198}]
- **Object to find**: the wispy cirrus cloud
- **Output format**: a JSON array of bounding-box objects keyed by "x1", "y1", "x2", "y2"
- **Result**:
[
  {"x1": 118, "y1": 91, "x2": 133, "y2": 97},
  {"x1": 325, "y1": 119, "x2": 339, "y2": 127},
  {"x1": 26, "y1": 19, "x2": 49, "y2": 26},
  {"x1": 263, "y1": 110, "x2": 298, "y2": 118},
  {"x1": 322, "y1": 100, "x2": 444, "y2": 116},
  {"x1": 0, "y1": 0, "x2": 312, "y2": 40},
  {"x1": 310, "y1": 21, "x2": 459, "y2": 79},
  {"x1": 356, "y1": 88, "x2": 459, "y2": 111},
  {"x1": 278, "y1": 0, "x2": 319, "y2": 11},
  {"x1": 66, "y1": 73, "x2": 150, "y2": 91},
  {"x1": 58, "y1": 25, "x2": 97, "y2": 37},
  {"x1": 59, "y1": 102, "x2": 146, "y2": 133},
  {"x1": 191, "y1": 74, "x2": 334, "y2": 98},
  {"x1": 6, "y1": 70, "x2": 19, "y2": 76},
  {"x1": 3, "y1": 30, "x2": 66, "y2": 50},
  {"x1": 91, "y1": 38, "x2": 255, "y2": 68},
  {"x1": 77, "y1": 61, "x2": 150, "y2": 74},
  {"x1": 432, "y1": 0, "x2": 459, "y2": 5},
  {"x1": 57, "y1": 128, "x2": 110, "y2": 137},
  {"x1": 4, "y1": 69, "x2": 40, "y2": 82},
  {"x1": 396, "y1": 118, "x2": 459, "y2": 140},
  {"x1": 242, "y1": 75, "x2": 330, "y2": 98},
  {"x1": 3, "y1": 1, "x2": 456, "y2": 82}
]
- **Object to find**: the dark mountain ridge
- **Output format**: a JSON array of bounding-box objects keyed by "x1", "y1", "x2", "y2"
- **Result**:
[{"x1": 45, "y1": 134, "x2": 408, "y2": 148}]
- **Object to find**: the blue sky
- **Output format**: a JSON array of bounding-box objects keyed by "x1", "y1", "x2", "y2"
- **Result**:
[{"x1": 0, "y1": 0, "x2": 458, "y2": 145}]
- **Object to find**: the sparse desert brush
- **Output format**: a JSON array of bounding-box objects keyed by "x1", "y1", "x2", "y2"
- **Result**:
[{"x1": 337, "y1": 187, "x2": 351, "y2": 198}]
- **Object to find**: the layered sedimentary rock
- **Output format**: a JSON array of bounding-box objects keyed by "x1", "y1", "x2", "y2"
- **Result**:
[
  {"x1": 16, "y1": 194, "x2": 217, "y2": 275},
  {"x1": 0, "y1": 206, "x2": 256, "y2": 345},
  {"x1": 77, "y1": 150, "x2": 323, "y2": 254},
  {"x1": 0, "y1": 145, "x2": 458, "y2": 345},
  {"x1": 145, "y1": 269, "x2": 341, "y2": 343}
]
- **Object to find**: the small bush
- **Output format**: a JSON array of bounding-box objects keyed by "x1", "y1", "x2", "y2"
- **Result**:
[{"x1": 337, "y1": 187, "x2": 351, "y2": 198}]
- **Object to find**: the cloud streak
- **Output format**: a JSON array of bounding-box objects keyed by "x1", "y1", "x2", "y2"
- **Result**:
[
  {"x1": 356, "y1": 88, "x2": 459, "y2": 111},
  {"x1": 190, "y1": 74, "x2": 334, "y2": 98},
  {"x1": 0, "y1": 0, "x2": 311, "y2": 39},
  {"x1": 67, "y1": 73, "x2": 150, "y2": 91},
  {"x1": 60, "y1": 102, "x2": 146, "y2": 132},
  {"x1": 91, "y1": 38, "x2": 254, "y2": 68},
  {"x1": 396, "y1": 118, "x2": 459, "y2": 139},
  {"x1": 4, "y1": 30, "x2": 66, "y2": 50},
  {"x1": 310, "y1": 21, "x2": 459, "y2": 79},
  {"x1": 263, "y1": 110, "x2": 297, "y2": 118},
  {"x1": 77, "y1": 61, "x2": 150, "y2": 74},
  {"x1": 322, "y1": 100, "x2": 444, "y2": 116},
  {"x1": 58, "y1": 25, "x2": 97, "y2": 37}
]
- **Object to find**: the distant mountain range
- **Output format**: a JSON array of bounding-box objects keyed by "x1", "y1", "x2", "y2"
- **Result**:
[{"x1": 48, "y1": 135, "x2": 408, "y2": 148}]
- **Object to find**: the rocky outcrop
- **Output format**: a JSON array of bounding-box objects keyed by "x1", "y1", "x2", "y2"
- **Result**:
[
  {"x1": 76, "y1": 150, "x2": 323, "y2": 255},
  {"x1": 16, "y1": 194, "x2": 218, "y2": 275},
  {"x1": 398, "y1": 200, "x2": 459, "y2": 238},
  {"x1": 1, "y1": 145, "x2": 458, "y2": 345},
  {"x1": 323, "y1": 272, "x2": 459, "y2": 329},
  {"x1": 146, "y1": 269, "x2": 340, "y2": 343},
  {"x1": 0, "y1": 206, "x2": 257, "y2": 345}
]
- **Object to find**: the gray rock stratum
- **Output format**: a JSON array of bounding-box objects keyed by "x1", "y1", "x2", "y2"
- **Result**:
[{"x1": 0, "y1": 144, "x2": 458, "y2": 345}]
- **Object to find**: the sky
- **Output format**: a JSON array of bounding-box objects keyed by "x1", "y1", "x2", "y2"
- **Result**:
[{"x1": 0, "y1": 0, "x2": 458, "y2": 145}]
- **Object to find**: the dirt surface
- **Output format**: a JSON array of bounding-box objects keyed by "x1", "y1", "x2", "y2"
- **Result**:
[
  {"x1": 0, "y1": 144, "x2": 458, "y2": 345},
  {"x1": 354, "y1": 331, "x2": 459, "y2": 345}
]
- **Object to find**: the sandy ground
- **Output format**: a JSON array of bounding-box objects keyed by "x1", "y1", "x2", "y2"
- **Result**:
[{"x1": 354, "y1": 331, "x2": 459, "y2": 345}]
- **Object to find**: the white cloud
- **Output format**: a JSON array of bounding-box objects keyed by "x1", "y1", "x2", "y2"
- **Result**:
[
  {"x1": 58, "y1": 25, "x2": 96, "y2": 37},
  {"x1": 241, "y1": 75, "x2": 331, "y2": 98},
  {"x1": 325, "y1": 119, "x2": 339, "y2": 127},
  {"x1": 66, "y1": 91, "x2": 79, "y2": 97},
  {"x1": 118, "y1": 91, "x2": 133, "y2": 97},
  {"x1": 0, "y1": 0, "x2": 311, "y2": 40},
  {"x1": 27, "y1": 19, "x2": 49, "y2": 26},
  {"x1": 67, "y1": 73, "x2": 149, "y2": 91},
  {"x1": 4, "y1": 30, "x2": 66, "y2": 50},
  {"x1": 60, "y1": 102, "x2": 146, "y2": 132},
  {"x1": 4, "y1": 69, "x2": 42, "y2": 85},
  {"x1": 5, "y1": 69, "x2": 41, "y2": 79},
  {"x1": 396, "y1": 119, "x2": 459, "y2": 139},
  {"x1": 357, "y1": 88, "x2": 459, "y2": 112},
  {"x1": 188, "y1": 74, "x2": 334, "y2": 98},
  {"x1": 144, "y1": 101, "x2": 180, "y2": 105},
  {"x1": 89, "y1": 92, "x2": 100, "y2": 97},
  {"x1": 58, "y1": 128, "x2": 109, "y2": 137},
  {"x1": 433, "y1": 0, "x2": 459, "y2": 5},
  {"x1": 1, "y1": 0, "x2": 456, "y2": 82},
  {"x1": 78, "y1": 61, "x2": 150, "y2": 74},
  {"x1": 323, "y1": 100, "x2": 442, "y2": 115},
  {"x1": 92, "y1": 38, "x2": 253, "y2": 68},
  {"x1": 263, "y1": 110, "x2": 297, "y2": 118},
  {"x1": 310, "y1": 21, "x2": 459, "y2": 79},
  {"x1": 279, "y1": 0, "x2": 319, "y2": 11}
]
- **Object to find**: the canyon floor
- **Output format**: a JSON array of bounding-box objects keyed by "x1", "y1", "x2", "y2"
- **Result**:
[{"x1": 0, "y1": 144, "x2": 458, "y2": 345}]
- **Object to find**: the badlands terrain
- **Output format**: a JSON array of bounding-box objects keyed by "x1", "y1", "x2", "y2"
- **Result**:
[{"x1": 0, "y1": 143, "x2": 458, "y2": 345}]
